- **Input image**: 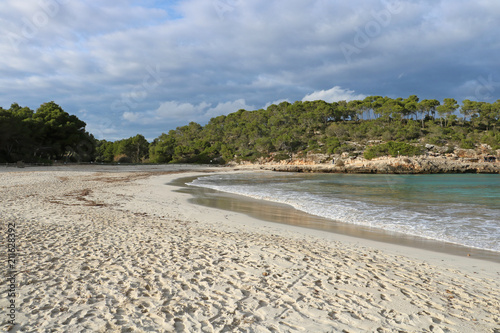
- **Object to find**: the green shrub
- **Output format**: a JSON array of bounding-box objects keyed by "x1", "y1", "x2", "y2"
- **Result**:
[
  {"x1": 481, "y1": 132, "x2": 500, "y2": 150},
  {"x1": 397, "y1": 123, "x2": 421, "y2": 141},
  {"x1": 240, "y1": 153, "x2": 262, "y2": 163},
  {"x1": 334, "y1": 144, "x2": 356, "y2": 154},
  {"x1": 307, "y1": 139, "x2": 320, "y2": 151},
  {"x1": 116, "y1": 155, "x2": 132, "y2": 163},
  {"x1": 363, "y1": 150, "x2": 377, "y2": 160},
  {"x1": 325, "y1": 137, "x2": 341, "y2": 154},
  {"x1": 382, "y1": 131, "x2": 393, "y2": 141},
  {"x1": 445, "y1": 146, "x2": 455, "y2": 154},
  {"x1": 35, "y1": 158, "x2": 53, "y2": 165},
  {"x1": 364, "y1": 141, "x2": 423, "y2": 160},
  {"x1": 273, "y1": 152, "x2": 290, "y2": 162},
  {"x1": 459, "y1": 139, "x2": 475, "y2": 149},
  {"x1": 427, "y1": 136, "x2": 447, "y2": 146}
]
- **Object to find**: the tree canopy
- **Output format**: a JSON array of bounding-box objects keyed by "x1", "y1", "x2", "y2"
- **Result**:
[
  {"x1": 0, "y1": 102, "x2": 94, "y2": 163},
  {"x1": 147, "y1": 96, "x2": 499, "y2": 164},
  {"x1": 1, "y1": 97, "x2": 499, "y2": 164}
]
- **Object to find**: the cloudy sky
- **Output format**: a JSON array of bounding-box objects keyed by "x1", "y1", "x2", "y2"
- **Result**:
[{"x1": 1, "y1": 0, "x2": 499, "y2": 141}]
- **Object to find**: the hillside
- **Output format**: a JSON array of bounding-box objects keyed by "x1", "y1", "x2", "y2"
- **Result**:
[
  {"x1": 145, "y1": 97, "x2": 499, "y2": 169},
  {"x1": 1, "y1": 97, "x2": 499, "y2": 173}
]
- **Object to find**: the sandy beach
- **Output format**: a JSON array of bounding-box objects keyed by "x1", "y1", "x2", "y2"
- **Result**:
[{"x1": 1, "y1": 165, "x2": 499, "y2": 332}]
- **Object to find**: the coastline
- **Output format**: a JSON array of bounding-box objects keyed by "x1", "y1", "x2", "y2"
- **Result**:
[
  {"x1": 231, "y1": 155, "x2": 500, "y2": 174},
  {"x1": 177, "y1": 174, "x2": 500, "y2": 263},
  {"x1": 1, "y1": 166, "x2": 499, "y2": 332}
]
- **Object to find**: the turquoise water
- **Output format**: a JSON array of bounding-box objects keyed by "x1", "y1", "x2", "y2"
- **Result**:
[{"x1": 189, "y1": 173, "x2": 500, "y2": 252}]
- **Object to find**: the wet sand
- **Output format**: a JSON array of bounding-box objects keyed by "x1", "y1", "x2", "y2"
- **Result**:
[{"x1": 175, "y1": 175, "x2": 500, "y2": 263}]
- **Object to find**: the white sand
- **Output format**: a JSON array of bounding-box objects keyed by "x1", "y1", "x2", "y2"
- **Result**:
[{"x1": 1, "y1": 166, "x2": 499, "y2": 332}]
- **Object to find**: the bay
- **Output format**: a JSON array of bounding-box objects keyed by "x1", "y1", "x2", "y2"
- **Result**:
[{"x1": 188, "y1": 173, "x2": 500, "y2": 253}]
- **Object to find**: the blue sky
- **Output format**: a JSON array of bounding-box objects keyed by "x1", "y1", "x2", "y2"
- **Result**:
[{"x1": 1, "y1": 0, "x2": 499, "y2": 141}]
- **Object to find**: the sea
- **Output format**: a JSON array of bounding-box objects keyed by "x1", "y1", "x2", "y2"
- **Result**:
[{"x1": 188, "y1": 173, "x2": 500, "y2": 253}]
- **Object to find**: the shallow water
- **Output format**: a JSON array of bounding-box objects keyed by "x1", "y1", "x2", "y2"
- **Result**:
[{"x1": 188, "y1": 173, "x2": 500, "y2": 253}]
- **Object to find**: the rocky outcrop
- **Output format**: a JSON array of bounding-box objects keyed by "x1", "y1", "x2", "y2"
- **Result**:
[
  {"x1": 236, "y1": 143, "x2": 500, "y2": 174},
  {"x1": 247, "y1": 156, "x2": 500, "y2": 174}
]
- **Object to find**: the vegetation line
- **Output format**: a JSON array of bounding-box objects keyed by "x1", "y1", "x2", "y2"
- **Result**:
[{"x1": 1, "y1": 96, "x2": 498, "y2": 164}]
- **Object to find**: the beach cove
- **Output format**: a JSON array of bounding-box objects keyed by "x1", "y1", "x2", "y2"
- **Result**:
[{"x1": 1, "y1": 165, "x2": 499, "y2": 332}]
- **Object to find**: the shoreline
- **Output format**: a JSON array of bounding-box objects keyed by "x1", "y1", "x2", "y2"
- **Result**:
[
  {"x1": 2, "y1": 154, "x2": 499, "y2": 175},
  {"x1": 175, "y1": 174, "x2": 500, "y2": 263},
  {"x1": 232, "y1": 155, "x2": 500, "y2": 174},
  {"x1": 1, "y1": 166, "x2": 499, "y2": 332}
]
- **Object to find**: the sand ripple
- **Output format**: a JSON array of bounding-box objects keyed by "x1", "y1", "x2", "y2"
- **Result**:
[{"x1": 0, "y1": 169, "x2": 499, "y2": 332}]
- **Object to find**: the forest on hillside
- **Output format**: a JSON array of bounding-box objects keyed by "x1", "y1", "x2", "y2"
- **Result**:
[{"x1": 1, "y1": 96, "x2": 499, "y2": 164}]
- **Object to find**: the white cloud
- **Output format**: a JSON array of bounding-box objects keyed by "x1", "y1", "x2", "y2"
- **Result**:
[
  {"x1": 264, "y1": 99, "x2": 291, "y2": 109},
  {"x1": 123, "y1": 99, "x2": 255, "y2": 126},
  {"x1": 1, "y1": 0, "x2": 499, "y2": 140},
  {"x1": 85, "y1": 119, "x2": 120, "y2": 141},
  {"x1": 302, "y1": 86, "x2": 366, "y2": 103},
  {"x1": 122, "y1": 111, "x2": 142, "y2": 123},
  {"x1": 155, "y1": 101, "x2": 211, "y2": 120},
  {"x1": 204, "y1": 99, "x2": 252, "y2": 118}
]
